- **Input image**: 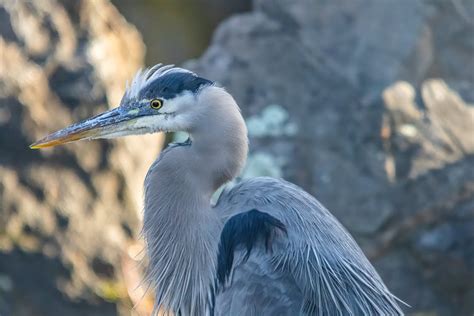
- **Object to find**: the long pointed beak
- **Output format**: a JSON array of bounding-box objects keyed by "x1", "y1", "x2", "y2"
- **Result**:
[{"x1": 30, "y1": 107, "x2": 133, "y2": 149}]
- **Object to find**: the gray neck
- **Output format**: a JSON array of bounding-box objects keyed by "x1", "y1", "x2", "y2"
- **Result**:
[
  {"x1": 189, "y1": 87, "x2": 249, "y2": 195},
  {"x1": 143, "y1": 86, "x2": 248, "y2": 315}
]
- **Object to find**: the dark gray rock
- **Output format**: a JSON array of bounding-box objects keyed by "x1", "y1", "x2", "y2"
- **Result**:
[{"x1": 188, "y1": 0, "x2": 474, "y2": 314}]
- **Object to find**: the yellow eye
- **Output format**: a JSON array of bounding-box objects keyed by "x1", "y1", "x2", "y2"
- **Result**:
[{"x1": 150, "y1": 99, "x2": 163, "y2": 109}]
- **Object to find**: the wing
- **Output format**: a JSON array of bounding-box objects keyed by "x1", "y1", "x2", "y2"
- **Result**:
[
  {"x1": 217, "y1": 209, "x2": 287, "y2": 284},
  {"x1": 215, "y1": 209, "x2": 302, "y2": 315},
  {"x1": 215, "y1": 177, "x2": 405, "y2": 315}
]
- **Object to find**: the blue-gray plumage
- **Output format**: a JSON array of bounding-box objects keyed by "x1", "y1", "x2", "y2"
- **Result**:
[
  {"x1": 31, "y1": 64, "x2": 406, "y2": 315},
  {"x1": 217, "y1": 209, "x2": 287, "y2": 286}
]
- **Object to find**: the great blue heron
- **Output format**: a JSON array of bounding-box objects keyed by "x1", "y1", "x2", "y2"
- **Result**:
[{"x1": 31, "y1": 64, "x2": 405, "y2": 315}]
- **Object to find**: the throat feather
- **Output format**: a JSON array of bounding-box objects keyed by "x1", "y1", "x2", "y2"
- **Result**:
[{"x1": 143, "y1": 164, "x2": 220, "y2": 315}]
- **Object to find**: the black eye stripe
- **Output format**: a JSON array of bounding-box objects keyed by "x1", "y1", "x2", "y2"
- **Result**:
[{"x1": 140, "y1": 72, "x2": 213, "y2": 100}]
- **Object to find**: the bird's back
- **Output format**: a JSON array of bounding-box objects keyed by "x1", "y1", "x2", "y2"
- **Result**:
[{"x1": 213, "y1": 177, "x2": 403, "y2": 315}]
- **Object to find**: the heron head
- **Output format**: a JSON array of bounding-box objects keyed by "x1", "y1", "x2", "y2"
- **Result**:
[{"x1": 30, "y1": 65, "x2": 214, "y2": 149}]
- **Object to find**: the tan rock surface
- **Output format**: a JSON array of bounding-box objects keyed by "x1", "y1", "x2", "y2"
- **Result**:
[{"x1": 0, "y1": 0, "x2": 161, "y2": 315}]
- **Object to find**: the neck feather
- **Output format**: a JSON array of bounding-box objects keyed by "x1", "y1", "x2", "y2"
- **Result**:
[
  {"x1": 142, "y1": 86, "x2": 248, "y2": 315},
  {"x1": 189, "y1": 86, "x2": 249, "y2": 193}
]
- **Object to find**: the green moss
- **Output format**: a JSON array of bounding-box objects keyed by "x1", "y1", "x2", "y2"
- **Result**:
[{"x1": 96, "y1": 280, "x2": 127, "y2": 302}]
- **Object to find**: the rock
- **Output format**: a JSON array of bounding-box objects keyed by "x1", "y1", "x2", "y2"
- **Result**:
[
  {"x1": 0, "y1": 0, "x2": 161, "y2": 315},
  {"x1": 187, "y1": 0, "x2": 474, "y2": 314},
  {"x1": 382, "y1": 80, "x2": 474, "y2": 179}
]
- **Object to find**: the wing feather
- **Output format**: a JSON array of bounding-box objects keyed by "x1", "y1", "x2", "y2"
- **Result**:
[{"x1": 216, "y1": 177, "x2": 406, "y2": 315}]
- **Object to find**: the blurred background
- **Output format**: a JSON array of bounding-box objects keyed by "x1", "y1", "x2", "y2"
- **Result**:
[{"x1": 0, "y1": 0, "x2": 473, "y2": 315}]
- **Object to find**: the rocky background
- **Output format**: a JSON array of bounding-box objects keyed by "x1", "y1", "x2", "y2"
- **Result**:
[
  {"x1": 0, "y1": 0, "x2": 161, "y2": 315},
  {"x1": 1, "y1": 0, "x2": 473, "y2": 315}
]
